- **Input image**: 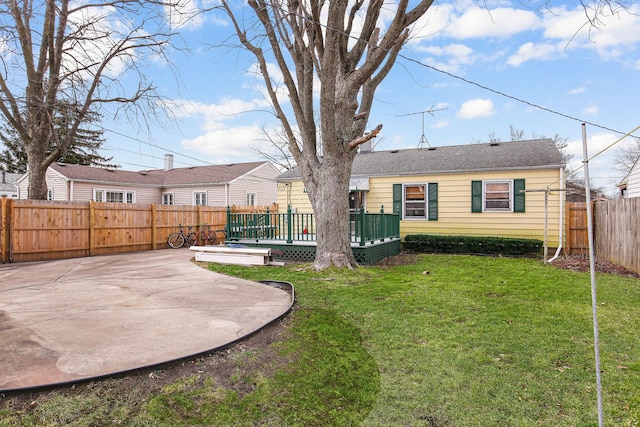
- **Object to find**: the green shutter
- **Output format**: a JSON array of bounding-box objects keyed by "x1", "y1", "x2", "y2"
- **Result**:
[
  {"x1": 428, "y1": 183, "x2": 438, "y2": 220},
  {"x1": 392, "y1": 184, "x2": 402, "y2": 216},
  {"x1": 471, "y1": 180, "x2": 482, "y2": 213},
  {"x1": 514, "y1": 179, "x2": 525, "y2": 213}
]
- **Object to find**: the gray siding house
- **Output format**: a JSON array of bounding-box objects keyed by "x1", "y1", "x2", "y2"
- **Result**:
[
  {"x1": 0, "y1": 171, "x2": 21, "y2": 198},
  {"x1": 17, "y1": 155, "x2": 280, "y2": 206}
]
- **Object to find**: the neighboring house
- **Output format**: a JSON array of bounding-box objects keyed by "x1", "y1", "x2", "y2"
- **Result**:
[
  {"x1": 618, "y1": 155, "x2": 640, "y2": 198},
  {"x1": 565, "y1": 181, "x2": 606, "y2": 202},
  {"x1": 17, "y1": 155, "x2": 280, "y2": 206},
  {"x1": 276, "y1": 139, "x2": 566, "y2": 247},
  {"x1": 0, "y1": 171, "x2": 21, "y2": 198}
]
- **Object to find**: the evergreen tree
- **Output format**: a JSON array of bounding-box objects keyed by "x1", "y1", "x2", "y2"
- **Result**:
[{"x1": 0, "y1": 104, "x2": 118, "y2": 173}]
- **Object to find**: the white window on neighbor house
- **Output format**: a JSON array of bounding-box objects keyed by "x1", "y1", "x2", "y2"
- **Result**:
[
  {"x1": 162, "y1": 192, "x2": 174, "y2": 205},
  {"x1": 94, "y1": 189, "x2": 136, "y2": 203},
  {"x1": 246, "y1": 192, "x2": 256, "y2": 206},
  {"x1": 47, "y1": 187, "x2": 54, "y2": 200},
  {"x1": 194, "y1": 192, "x2": 207, "y2": 206}
]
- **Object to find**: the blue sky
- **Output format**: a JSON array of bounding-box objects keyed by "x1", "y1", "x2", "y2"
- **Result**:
[{"x1": 98, "y1": 0, "x2": 640, "y2": 195}]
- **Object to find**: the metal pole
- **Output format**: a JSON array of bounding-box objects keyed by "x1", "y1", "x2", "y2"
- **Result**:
[{"x1": 582, "y1": 123, "x2": 604, "y2": 427}]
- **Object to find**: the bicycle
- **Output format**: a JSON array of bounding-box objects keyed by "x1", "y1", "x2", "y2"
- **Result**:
[
  {"x1": 167, "y1": 224, "x2": 197, "y2": 249},
  {"x1": 195, "y1": 223, "x2": 226, "y2": 246}
]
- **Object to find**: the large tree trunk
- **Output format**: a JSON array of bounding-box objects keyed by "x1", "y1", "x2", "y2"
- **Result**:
[
  {"x1": 309, "y1": 158, "x2": 356, "y2": 269},
  {"x1": 25, "y1": 147, "x2": 49, "y2": 200}
]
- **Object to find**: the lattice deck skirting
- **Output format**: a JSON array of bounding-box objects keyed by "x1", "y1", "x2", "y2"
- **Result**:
[{"x1": 230, "y1": 238, "x2": 401, "y2": 265}]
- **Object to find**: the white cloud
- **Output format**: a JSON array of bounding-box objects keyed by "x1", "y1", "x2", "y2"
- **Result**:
[
  {"x1": 180, "y1": 125, "x2": 264, "y2": 161},
  {"x1": 457, "y1": 98, "x2": 496, "y2": 119},
  {"x1": 542, "y1": 5, "x2": 640, "y2": 59},
  {"x1": 432, "y1": 120, "x2": 448, "y2": 129},
  {"x1": 448, "y1": 7, "x2": 541, "y2": 39},
  {"x1": 165, "y1": 0, "x2": 203, "y2": 30},
  {"x1": 414, "y1": 5, "x2": 541, "y2": 40},
  {"x1": 582, "y1": 104, "x2": 599, "y2": 116},
  {"x1": 418, "y1": 43, "x2": 475, "y2": 73},
  {"x1": 563, "y1": 132, "x2": 634, "y2": 191},
  {"x1": 507, "y1": 42, "x2": 561, "y2": 67},
  {"x1": 161, "y1": 95, "x2": 275, "y2": 162},
  {"x1": 568, "y1": 87, "x2": 585, "y2": 95}
]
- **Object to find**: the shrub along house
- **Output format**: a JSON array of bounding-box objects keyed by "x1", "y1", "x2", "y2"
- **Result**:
[
  {"x1": 276, "y1": 139, "x2": 566, "y2": 254},
  {"x1": 16, "y1": 155, "x2": 280, "y2": 207}
]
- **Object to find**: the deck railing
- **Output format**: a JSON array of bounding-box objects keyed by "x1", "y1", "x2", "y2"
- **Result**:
[{"x1": 226, "y1": 206, "x2": 400, "y2": 246}]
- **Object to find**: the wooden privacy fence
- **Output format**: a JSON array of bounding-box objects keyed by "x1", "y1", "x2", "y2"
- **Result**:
[
  {"x1": 565, "y1": 202, "x2": 590, "y2": 256},
  {"x1": 0, "y1": 198, "x2": 276, "y2": 263},
  {"x1": 593, "y1": 197, "x2": 640, "y2": 275}
]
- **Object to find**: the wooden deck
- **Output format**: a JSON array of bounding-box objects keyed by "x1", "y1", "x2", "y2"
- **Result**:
[{"x1": 225, "y1": 237, "x2": 401, "y2": 265}]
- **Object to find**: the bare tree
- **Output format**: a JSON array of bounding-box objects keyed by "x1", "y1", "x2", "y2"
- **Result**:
[
  {"x1": 221, "y1": 0, "x2": 435, "y2": 269},
  {"x1": 0, "y1": 0, "x2": 178, "y2": 199},
  {"x1": 613, "y1": 137, "x2": 640, "y2": 178}
]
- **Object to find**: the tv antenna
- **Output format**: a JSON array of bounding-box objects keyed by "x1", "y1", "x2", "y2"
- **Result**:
[{"x1": 397, "y1": 105, "x2": 447, "y2": 148}]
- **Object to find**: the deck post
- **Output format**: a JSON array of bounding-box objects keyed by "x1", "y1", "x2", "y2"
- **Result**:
[
  {"x1": 359, "y1": 207, "x2": 365, "y2": 247},
  {"x1": 287, "y1": 205, "x2": 293, "y2": 244},
  {"x1": 380, "y1": 205, "x2": 385, "y2": 242}
]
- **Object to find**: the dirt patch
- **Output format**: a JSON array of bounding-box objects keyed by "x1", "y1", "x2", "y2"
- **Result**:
[
  {"x1": 375, "y1": 252, "x2": 639, "y2": 279},
  {"x1": 550, "y1": 255, "x2": 639, "y2": 278}
]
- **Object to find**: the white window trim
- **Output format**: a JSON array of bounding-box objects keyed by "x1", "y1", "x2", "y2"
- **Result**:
[
  {"x1": 194, "y1": 191, "x2": 207, "y2": 206},
  {"x1": 93, "y1": 188, "x2": 136, "y2": 203},
  {"x1": 47, "y1": 187, "x2": 54, "y2": 201},
  {"x1": 162, "y1": 192, "x2": 174, "y2": 205},
  {"x1": 246, "y1": 192, "x2": 257, "y2": 206},
  {"x1": 482, "y1": 179, "x2": 513, "y2": 213},
  {"x1": 402, "y1": 183, "x2": 428, "y2": 220}
]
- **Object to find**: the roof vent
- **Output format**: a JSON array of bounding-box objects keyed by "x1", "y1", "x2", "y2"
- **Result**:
[
  {"x1": 428, "y1": 147, "x2": 436, "y2": 151},
  {"x1": 390, "y1": 150, "x2": 399, "y2": 154},
  {"x1": 490, "y1": 142, "x2": 500, "y2": 147}
]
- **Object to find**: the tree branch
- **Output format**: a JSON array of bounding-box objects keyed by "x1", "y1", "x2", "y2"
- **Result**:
[{"x1": 348, "y1": 124, "x2": 382, "y2": 150}]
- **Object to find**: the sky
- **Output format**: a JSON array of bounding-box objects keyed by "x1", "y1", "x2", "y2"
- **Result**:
[{"x1": 93, "y1": 0, "x2": 640, "y2": 196}]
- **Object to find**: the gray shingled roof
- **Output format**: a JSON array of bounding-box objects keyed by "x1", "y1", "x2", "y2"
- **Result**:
[
  {"x1": 49, "y1": 161, "x2": 269, "y2": 186},
  {"x1": 277, "y1": 139, "x2": 565, "y2": 181},
  {"x1": 0, "y1": 171, "x2": 21, "y2": 192}
]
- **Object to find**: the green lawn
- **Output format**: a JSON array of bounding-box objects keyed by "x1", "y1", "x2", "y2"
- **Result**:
[{"x1": 1, "y1": 254, "x2": 639, "y2": 426}]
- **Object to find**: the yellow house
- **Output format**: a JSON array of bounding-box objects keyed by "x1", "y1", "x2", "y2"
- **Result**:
[{"x1": 277, "y1": 139, "x2": 566, "y2": 249}]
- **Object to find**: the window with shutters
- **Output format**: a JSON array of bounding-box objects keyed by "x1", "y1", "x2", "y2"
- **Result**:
[
  {"x1": 404, "y1": 184, "x2": 426, "y2": 218},
  {"x1": 471, "y1": 179, "x2": 525, "y2": 213},
  {"x1": 393, "y1": 183, "x2": 438, "y2": 220},
  {"x1": 484, "y1": 181, "x2": 511, "y2": 211}
]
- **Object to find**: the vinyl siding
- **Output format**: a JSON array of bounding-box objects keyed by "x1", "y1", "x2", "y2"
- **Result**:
[
  {"x1": 626, "y1": 162, "x2": 640, "y2": 198},
  {"x1": 277, "y1": 180, "x2": 313, "y2": 213},
  {"x1": 169, "y1": 186, "x2": 224, "y2": 206},
  {"x1": 229, "y1": 163, "x2": 279, "y2": 206},
  {"x1": 280, "y1": 168, "x2": 564, "y2": 246}
]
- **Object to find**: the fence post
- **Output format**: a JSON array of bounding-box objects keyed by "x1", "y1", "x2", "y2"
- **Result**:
[
  {"x1": 287, "y1": 205, "x2": 293, "y2": 244},
  {"x1": 89, "y1": 200, "x2": 95, "y2": 256},
  {"x1": 1, "y1": 198, "x2": 12, "y2": 263},
  {"x1": 151, "y1": 203, "x2": 157, "y2": 250}
]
